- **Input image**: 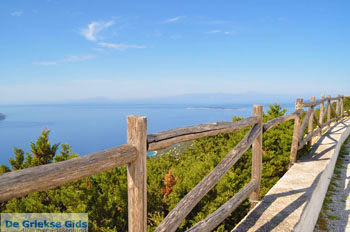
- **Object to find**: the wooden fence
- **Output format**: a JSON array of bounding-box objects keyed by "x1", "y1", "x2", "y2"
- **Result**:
[{"x1": 0, "y1": 94, "x2": 348, "y2": 232}]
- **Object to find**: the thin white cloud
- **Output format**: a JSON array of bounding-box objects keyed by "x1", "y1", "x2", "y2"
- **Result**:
[
  {"x1": 98, "y1": 42, "x2": 145, "y2": 50},
  {"x1": 10, "y1": 11, "x2": 23, "y2": 16},
  {"x1": 80, "y1": 21, "x2": 114, "y2": 41},
  {"x1": 161, "y1": 16, "x2": 185, "y2": 24},
  {"x1": 206, "y1": 30, "x2": 234, "y2": 35},
  {"x1": 33, "y1": 55, "x2": 95, "y2": 66}
]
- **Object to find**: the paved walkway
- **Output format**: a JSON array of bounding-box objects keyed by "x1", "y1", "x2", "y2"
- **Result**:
[
  {"x1": 234, "y1": 119, "x2": 350, "y2": 232},
  {"x1": 315, "y1": 137, "x2": 350, "y2": 232}
]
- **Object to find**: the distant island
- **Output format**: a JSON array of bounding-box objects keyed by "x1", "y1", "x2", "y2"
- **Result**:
[
  {"x1": 187, "y1": 106, "x2": 242, "y2": 111},
  {"x1": 0, "y1": 113, "x2": 5, "y2": 120}
]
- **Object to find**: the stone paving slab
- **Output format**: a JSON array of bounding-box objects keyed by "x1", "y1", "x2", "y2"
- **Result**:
[{"x1": 233, "y1": 118, "x2": 350, "y2": 232}]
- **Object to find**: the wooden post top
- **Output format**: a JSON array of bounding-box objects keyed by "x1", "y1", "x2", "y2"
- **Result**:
[
  {"x1": 296, "y1": 98, "x2": 303, "y2": 110},
  {"x1": 253, "y1": 105, "x2": 263, "y2": 118}
]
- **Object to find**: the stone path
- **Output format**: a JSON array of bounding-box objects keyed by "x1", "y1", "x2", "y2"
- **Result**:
[
  {"x1": 234, "y1": 119, "x2": 350, "y2": 232},
  {"x1": 315, "y1": 137, "x2": 350, "y2": 232}
]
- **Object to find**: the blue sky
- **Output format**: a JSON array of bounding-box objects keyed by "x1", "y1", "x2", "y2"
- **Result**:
[{"x1": 1, "y1": 0, "x2": 349, "y2": 104}]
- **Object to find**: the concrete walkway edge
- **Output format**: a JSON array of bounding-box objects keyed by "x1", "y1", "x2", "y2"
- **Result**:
[{"x1": 233, "y1": 118, "x2": 350, "y2": 232}]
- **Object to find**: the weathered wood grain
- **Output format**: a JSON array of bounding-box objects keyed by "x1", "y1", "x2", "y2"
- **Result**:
[
  {"x1": 290, "y1": 98, "x2": 303, "y2": 164},
  {"x1": 0, "y1": 144, "x2": 137, "y2": 202},
  {"x1": 321, "y1": 118, "x2": 337, "y2": 128},
  {"x1": 147, "y1": 117, "x2": 258, "y2": 151},
  {"x1": 127, "y1": 116, "x2": 148, "y2": 232},
  {"x1": 327, "y1": 95, "x2": 332, "y2": 129},
  {"x1": 154, "y1": 123, "x2": 262, "y2": 232},
  {"x1": 249, "y1": 105, "x2": 263, "y2": 208},
  {"x1": 319, "y1": 94, "x2": 325, "y2": 135},
  {"x1": 330, "y1": 102, "x2": 338, "y2": 118},
  {"x1": 341, "y1": 95, "x2": 344, "y2": 118},
  {"x1": 299, "y1": 107, "x2": 313, "y2": 142},
  {"x1": 186, "y1": 180, "x2": 258, "y2": 232},
  {"x1": 147, "y1": 118, "x2": 258, "y2": 143},
  {"x1": 321, "y1": 102, "x2": 328, "y2": 124},
  {"x1": 336, "y1": 94, "x2": 341, "y2": 117},
  {"x1": 308, "y1": 96, "x2": 316, "y2": 146},
  {"x1": 313, "y1": 113, "x2": 322, "y2": 129},
  {"x1": 301, "y1": 99, "x2": 325, "y2": 107},
  {"x1": 263, "y1": 110, "x2": 301, "y2": 132},
  {"x1": 298, "y1": 127, "x2": 322, "y2": 150}
]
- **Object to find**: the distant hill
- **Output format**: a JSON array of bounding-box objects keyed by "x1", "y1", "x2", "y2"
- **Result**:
[
  {"x1": 0, "y1": 113, "x2": 5, "y2": 120},
  {"x1": 3, "y1": 92, "x2": 315, "y2": 106},
  {"x1": 59, "y1": 92, "x2": 301, "y2": 105},
  {"x1": 148, "y1": 93, "x2": 299, "y2": 105}
]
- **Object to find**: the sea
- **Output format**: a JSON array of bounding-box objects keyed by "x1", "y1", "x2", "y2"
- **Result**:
[{"x1": 0, "y1": 103, "x2": 294, "y2": 166}]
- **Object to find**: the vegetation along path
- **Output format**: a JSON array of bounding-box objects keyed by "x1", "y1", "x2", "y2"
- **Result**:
[{"x1": 315, "y1": 136, "x2": 350, "y2": 231}]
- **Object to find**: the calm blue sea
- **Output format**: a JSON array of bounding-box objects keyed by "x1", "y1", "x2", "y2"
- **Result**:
[{"x1": 0, "y1": 103, "x2": 294, "y2": 166}]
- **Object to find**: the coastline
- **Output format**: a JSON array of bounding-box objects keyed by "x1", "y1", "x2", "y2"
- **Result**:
[{"x1": 186, "y1": 106, "x2": 242, "y2": 111}]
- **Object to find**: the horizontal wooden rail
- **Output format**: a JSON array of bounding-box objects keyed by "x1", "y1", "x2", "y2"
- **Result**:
[
  {"x1": 147, "y1": 116, "x2": 258, "y2": 151},
  {"x1": 154, "y1": 123, "x2": 262, "y2": 232},
  {"x1": 263, "y1": 110, "x2": 302, "y2": 132},
  {"x1": 301, "y1": 95, "x2": 348, "y2": 109},
  {"x1": 298, "y1": 116, "x2": 339, "y2": 150},
  {"x1": 186, "y1": 180, "x2": 258, "y2": 232},
  {"x1": 302, "y1": 99, "x2": 324, "y2": 107},
  {"x1": 301, "y1": 97, "x2": 340, "y2": 108},
  {"x1": 0, "y1": 144, "x2": 137, "y2": 202}
]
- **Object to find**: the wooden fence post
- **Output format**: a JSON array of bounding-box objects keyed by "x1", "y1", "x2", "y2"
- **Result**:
[
  {"x1": 319, "y1": 94, "x2": 324, "y2": 135},
  {"x1": 341, "y1": 95, "x2": 344, "y2": 119},
  {"x1": 308, "y1": 96, "x2": 315, "y2": 146},
  {"x1": 127, "y1": 116, "x2": 147, "y2": 232},
  {"x1": 327, "y1": 95, "x2": 331, "y2": 129},
  {"x1": 249, "y1": 105, "x2": 263, "y2": 208},
  {"x1": 290, "y1": 98, "x2": 303, "y2": 165},
  {"x1": 336, "y1": 94, "x2": 341, "y2": 119}
]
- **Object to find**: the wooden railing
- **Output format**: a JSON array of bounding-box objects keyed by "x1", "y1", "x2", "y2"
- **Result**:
[
  {"x1": 293, "y1": 95, "x2": 345, "y2": 154},
  {"x1": 0, "y1": 95, "x2": 348, "y2": 232}
]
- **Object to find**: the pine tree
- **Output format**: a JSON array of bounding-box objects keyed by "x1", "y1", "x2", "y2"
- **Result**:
[{"x1": 2, "y1": 129, "x2": 90, "y2": 215}]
